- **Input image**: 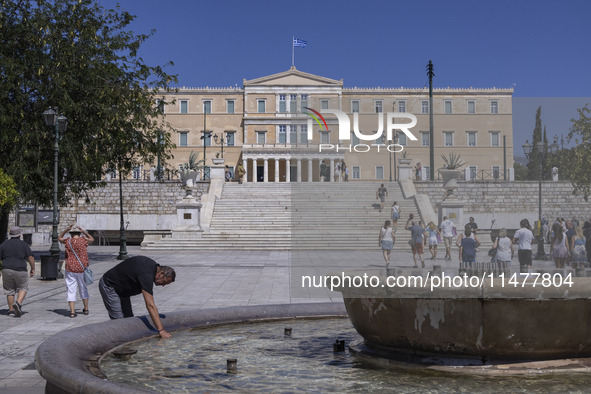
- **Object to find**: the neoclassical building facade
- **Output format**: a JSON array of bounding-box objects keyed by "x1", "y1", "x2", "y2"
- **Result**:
[{"x1": 158, "y1": 67, "x2": 514, "y2": 182}]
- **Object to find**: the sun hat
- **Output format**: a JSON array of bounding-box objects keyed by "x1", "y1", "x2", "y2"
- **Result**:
[{"x1": 8, "y1": 226, "x2": 23, "y2": 238}]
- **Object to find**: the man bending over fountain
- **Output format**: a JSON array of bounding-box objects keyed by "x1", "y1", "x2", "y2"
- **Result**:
[{"x1": 99, "y1": 256, "x2": 176, "y2": 338}]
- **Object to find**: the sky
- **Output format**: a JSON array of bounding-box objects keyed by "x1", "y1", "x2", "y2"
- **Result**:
[{"x1": 100, "y1": 0, "x2": 590, "y2": 154}]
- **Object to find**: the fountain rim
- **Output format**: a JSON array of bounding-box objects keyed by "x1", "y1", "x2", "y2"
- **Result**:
[{"x1": 35, "y1": 302, "x2": 346, "y2": 394}]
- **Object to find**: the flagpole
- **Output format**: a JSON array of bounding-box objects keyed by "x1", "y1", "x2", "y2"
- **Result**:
[{"x1": 291, "y1": 36, "x2": 294, "y2": 67}]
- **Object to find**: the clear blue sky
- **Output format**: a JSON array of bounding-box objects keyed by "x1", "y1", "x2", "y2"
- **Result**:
[{"x1": 101, "y1": 0, "x2": 590, "y2": 152}]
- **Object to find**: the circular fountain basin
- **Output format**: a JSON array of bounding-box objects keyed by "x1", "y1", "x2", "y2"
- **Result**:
[
  {"x1": 35, "y1": 303, "x2": 346, "y2": 393},
  {"x1": 337, "y1": 271, "x2": 591, "y2": 361}
]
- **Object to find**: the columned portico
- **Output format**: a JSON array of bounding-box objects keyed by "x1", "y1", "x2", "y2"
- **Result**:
[{"x1": 241, "y1": 147, "x2": 344, "y2": 183}]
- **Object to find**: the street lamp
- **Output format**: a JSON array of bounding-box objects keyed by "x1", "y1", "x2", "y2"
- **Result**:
[
  {"x1": 42, "y1": 108, "x2": 67, "y2": 257},
  {"x1": 213, "y1": 132, "x2": 230, "y2": 159},
  {"x1": 522, "y1": 138, "x2": 559, "y2": 259}
]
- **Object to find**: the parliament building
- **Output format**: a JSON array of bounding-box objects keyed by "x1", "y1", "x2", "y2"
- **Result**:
[{"x1": 156, "y1": 67, "x2": 514, "y2": 182}]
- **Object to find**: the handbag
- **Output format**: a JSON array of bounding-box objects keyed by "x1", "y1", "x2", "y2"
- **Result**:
[
  {"x1": 408, "y1": 238, "x2": 416, "y2": 247},
  {"x1": 68, "y1": 239, "x2": 94, "y2": 285}
]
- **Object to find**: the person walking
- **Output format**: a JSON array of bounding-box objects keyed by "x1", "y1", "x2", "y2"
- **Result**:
[
  {"x1": 550, "y1": 222, "x2": 568, "y2": 269},
  {"x1": 513, "y1": 219, "x2": 534, "y2": 272},
  {"x1": 572, "y1": 226, "x2": 587, "y2": 268},
  {"x1": 406, "y1": 220, "x2": 426, "y2": 268},
  {"x1": 426, "y1": 221, "x2": 440, "y2": 260},
  {"x1": 58, "y1": 223, "x2": 94, "y2": 318},
  {"x1": 378, "y1": 220, "x2": 395, "y2": 267},
  {"x1": 492, "y1": 228, "x2": 513, "y2": 272},
  {"x1": 376, "y1": 184, "x2": 388, "y2": 212},
  {"x1": 459, "y1": 227, "x2": 480, "y2": 269},
  {"x1": 439, "y1": 216, "x2": 456, "y2": 260},
  {"x1": 0, "y1": 226, "x2": 35, "y2": 317},
  {"x1": 390, "y1": 202, "x2": 401, "y2": 226},
  {"x1": 236, "y1": 162, "x2": 245, "y2": 184},
  {"x1": 99, "y1": 256, "x2": 176, "y2": 338}
]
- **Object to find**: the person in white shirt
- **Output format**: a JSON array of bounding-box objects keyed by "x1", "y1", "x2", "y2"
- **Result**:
[
  {"x1": 439, "y1": 216, "x2": 456, "y2": 260},
  {"x1": 513, "y1": 219, "x2": 534, "y2": 271}
]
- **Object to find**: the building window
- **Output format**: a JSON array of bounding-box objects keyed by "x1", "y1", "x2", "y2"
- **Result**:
[
  {"x1": 352, "y1": 166, "x2": 360, "y2": 179},
  {"x1": 398, "y1": 100, "x2": 406, "y2": 112},
  {"x1": 375, "y1": 100, "x2": 383, "y2": 113},
  {"x1": 467, "y1": 132, "x2": 477, "y2": 147},
  {"x1": 156, "y1": 99, "x2": 165, "y2": 113},
  {"x1": 492, "y1": 166, "x2": 500, "y2": 179},
  {"x1": 226, "y1": 100, "x2": 235, "y2": 114},
  {"x1": 203, "y1": 100, "x2": 211, "y2": 114},
  {"x1": 351, "y1": 132, "x2": 360, "y2": 146},
  {"x1": 421, "y1": 100, "x2": 429, "y2": 114},
  {"x1": 490, "y1": 132, "x2": 500, "y2": 147},
  {"x1": 444, "y1": 132, "x2": 453, "y2": 147},
  {"x1": 289, "y1": 125, "x2": 297, "y2": 144},
  {"x1": 351, "y1": 100, "x2": 359, "y2": 113},
  {"x1": 420, "y1": 132, "x2": 430, "y2": 147},
  {"x1": 375, "y1": 166, "x2": 384, "y2": 179},
  {"x1": 278, "y1": 94, "x2": 286, "y2": 113},
  {"x1": 226, "y1": 132, "x2": 235, "y2": 146},
  {"x1": 203, "y1": 131, "x2": 211, "y2": 147},
  {"x1": 320, "y1": 132, "x2": 329, "y2": 144},
  {"x1": 424, "y1": 166, "x2": 430, "y2": 178},
  {"x1": 257, "y1": 99, "x2": 266, "y2": 113},
  {"x1": 179, "y1": 132, "x2": 188, "y2": 147},
  {"x1": 398, "y1": 133, "x2": 407, "y2": 146},
  {"x1": 444, "y1": 100, "x2": 452, "y2": 114},
  {"x1": 300, "y1": 125, "x2": 308, "y2": 143},
  {"x1": 321, "y1": 100, "x2": 329, "y2": 110},
  {"x1": 300, "y1": 94, "x2": 308, "y2": 112},
  {"x1": 469, "y1": 166, "x2": 477, "y2": 180},
  {"x1": 467, "y1": 100, "x2": 475, "y2": 114},
  {"x1": 180, "y1": 100, "x2": 188, "y2": 114},
  {"x1": 278, "y1": 125, "x2": 287, "y2": 143},
  {"x1": 491, "y1": 101, "x2": 498, "y2": 114},
  {"x1": 290, "y1": 94, "x2": 297, "y2": 113},
  {"x1": 256, "y1": 131, "x2": 266, "y2": 144},
  {"x1": 132, "y1": 166, "x2": 142, "y2": 180}
]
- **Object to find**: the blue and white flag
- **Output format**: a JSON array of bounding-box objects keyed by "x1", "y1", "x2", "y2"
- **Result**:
[{"x1": 293, "y1": 38, "x2": 307, "y2": 48}]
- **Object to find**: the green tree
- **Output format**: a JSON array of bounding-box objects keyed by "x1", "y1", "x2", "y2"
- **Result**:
[
  {"x1": 513, "y1": 162, "x2": 528, "y2": 181},
  {"x1": 0, "y1": 0, "x2": 177, "y2": 215},
  {"x1": 0, "y1": 169, "x2": 20, "y2": 242},
  {"x1": 568, "y1": 104, "x2": 591, "y2": 200},
  {"x1": 526, "y1": 106, "x2": 543, "y2": 180}
]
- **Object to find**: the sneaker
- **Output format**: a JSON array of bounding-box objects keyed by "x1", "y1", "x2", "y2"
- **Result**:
[
  {"x1": 8, "y1": 311, "x2": 15, "y2": 318},
  {"x1": 13, "y1": 302, "x2": 22, "y2": 317}
]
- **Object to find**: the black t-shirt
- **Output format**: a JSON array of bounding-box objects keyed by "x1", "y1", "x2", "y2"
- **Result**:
[
  {"x1": 103, "y1": 256, "x2": 158, "y2": 297},
  {"x1": 0, "y1": 238, "x2": 33, "y2": 271}
]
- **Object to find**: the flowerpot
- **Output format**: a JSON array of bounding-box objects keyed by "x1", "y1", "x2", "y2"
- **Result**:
[{"x1": 180, "y1": 170, "x2": 198, "y2": 187}]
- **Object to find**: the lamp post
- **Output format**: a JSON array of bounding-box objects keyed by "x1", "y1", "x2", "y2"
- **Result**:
[
  {"x1": 522, "y1": 138, "x2": 559, "y2": 259},
  {"x1": 116, "y1": 162, "x2": 127, "y2": 260},
  {"x1": 213, "y1": 132, "x2": 230, "y2": 159},
  {"x1": 43, "y1": 108, "x2": 67, "y2": 257}
]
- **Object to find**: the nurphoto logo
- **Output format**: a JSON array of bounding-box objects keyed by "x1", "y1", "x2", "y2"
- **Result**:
[{"x1": 305, "y1": 108, "x2": 418, "y2": 153}]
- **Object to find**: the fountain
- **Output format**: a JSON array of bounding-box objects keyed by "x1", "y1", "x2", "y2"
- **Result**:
[{"x1": 36, "y1": 273, "x2": 591, "y2": 392}]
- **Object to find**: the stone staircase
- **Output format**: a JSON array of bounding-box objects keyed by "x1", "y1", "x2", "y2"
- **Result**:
[{"x1": 143, "y1": 182, "x2": 421, "y2": 250}]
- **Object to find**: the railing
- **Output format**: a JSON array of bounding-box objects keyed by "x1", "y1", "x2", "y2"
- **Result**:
[{"x1": 429, "y1": 169, "x2": 507, "y2": 182}]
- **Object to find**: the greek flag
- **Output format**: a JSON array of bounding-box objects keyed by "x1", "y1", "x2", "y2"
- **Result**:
[{"x1": 293, "y1": 38, "x2": 307, "y2": 48}]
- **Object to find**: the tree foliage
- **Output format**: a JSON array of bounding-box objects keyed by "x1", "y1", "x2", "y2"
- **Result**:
[
  {"x1": 568, "y1": 104, "x2": 591, "y2": 200},
  {"x1": 0, "y1": 0, "x2": 178, "y2": 207},
  {"x1": 526, "y1": 106, "x2": 543, "y2": 180},
  {"x1": 0, "y1": 169, "x2": 19, "y2": 209}
]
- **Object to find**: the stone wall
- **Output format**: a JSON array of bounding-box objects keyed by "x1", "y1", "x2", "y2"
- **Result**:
[
  {"x1": 415, "y1": 181, "x2": 591, "y2": 228},
  {"x1": 8, "y1": 181, "x2": 185, "y2": 242}
]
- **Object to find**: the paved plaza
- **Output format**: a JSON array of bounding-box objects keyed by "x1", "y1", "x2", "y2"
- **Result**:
[{"x1": 0, "y1": 243, "x2": 558, "y2": 393}]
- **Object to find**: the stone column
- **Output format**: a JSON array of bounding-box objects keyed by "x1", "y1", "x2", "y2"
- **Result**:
[
  {"x1": 243, "y1": 159, "x2": 247, "y2": 183},
  {"x1": 274, "y1": 158, "x2": 279, "y2": 183},
  {"x1": 253, "y1": 159, "x2": 257, "y2": 182},
  {"x1": 264, "y1": 159, "x2": 269, "y2": 183},
  {"x1": 308, "y1": 159, "x2": 313, "y2": 182},
  {"x1": 286, "y1": 159, "x2": 291, "y2": 183},
  {"x1": 297, "y1": 159, "x2": 302, "y2": 182},
  {"x1": 330, "y1": 159, "x2": 335, "y2": 182}
]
